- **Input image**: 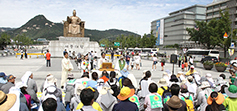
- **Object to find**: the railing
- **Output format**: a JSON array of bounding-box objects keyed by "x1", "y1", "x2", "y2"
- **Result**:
[{"x1": 15, "y1": 53, "x2": 44, "y2": 58}]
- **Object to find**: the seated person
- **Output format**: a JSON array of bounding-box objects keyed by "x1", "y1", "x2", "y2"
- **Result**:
[{"x1": 185, "y1": 65, "x2": 196, "y2": 76}]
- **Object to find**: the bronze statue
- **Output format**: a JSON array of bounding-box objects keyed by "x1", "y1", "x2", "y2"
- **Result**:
[{"x1": 63, "y1": 10, "x2": 85, "y2": 37}]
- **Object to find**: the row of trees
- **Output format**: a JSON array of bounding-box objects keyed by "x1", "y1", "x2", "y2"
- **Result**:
[
  {"x1": 0, "y1": 33, "x2": 34, "y2": 49},
  {"x1": 186, "y1": 10, "x2": 236, "y2": 57},
  {"x1": 99, "y1": 31, "x2": 157, "y2": 49}
]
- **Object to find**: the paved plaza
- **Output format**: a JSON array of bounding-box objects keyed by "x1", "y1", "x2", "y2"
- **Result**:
[{"x1": 0, "y1": 55, "x2": 229, "y2": 91}]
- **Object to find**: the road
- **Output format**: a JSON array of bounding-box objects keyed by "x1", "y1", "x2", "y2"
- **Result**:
[{"x1": 0, "y1": 56, "x2": 229, "y2": 91}]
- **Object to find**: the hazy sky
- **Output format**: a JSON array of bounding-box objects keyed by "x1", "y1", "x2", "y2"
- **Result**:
[{"x1": 0, "y1": 0, "x2": 213, "y2": 35}]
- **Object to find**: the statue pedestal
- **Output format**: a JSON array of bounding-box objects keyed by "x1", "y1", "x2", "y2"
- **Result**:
[{"x1": 49, "y1": 36, "x2": 101, "y2": 57}]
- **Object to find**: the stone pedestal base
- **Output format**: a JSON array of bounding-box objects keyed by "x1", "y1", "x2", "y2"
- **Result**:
[{"x1": 49, "y1": 36, "x2": 101, "y2": 57}]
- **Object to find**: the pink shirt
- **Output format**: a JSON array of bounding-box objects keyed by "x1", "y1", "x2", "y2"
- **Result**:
[{"x1": 24, "y1": 94, "x2": 31, "y2": 109}]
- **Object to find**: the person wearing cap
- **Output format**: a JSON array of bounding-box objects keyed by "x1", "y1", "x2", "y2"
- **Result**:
[
  {"x1": 0, "y1": 72, "x2": 7, "y2": 89},
  {"x1": 61, "y1": 51, "x2": 73, "y2": 89},
  {"x1": 112, "y1": 87, "x2": 138, "y2": 111},
  {"x1": 195, "y1": 81, "x2": 213, "y2": 111},
  {"x1": 223, "y1": 85, "x2": 237, "y2": 111},
  {"x1": 205, "y1": 91, "x2": 225, "y2": 111},
  {"x1": 144, "y1": 83, "x2": 163, "y2": 111},
  {"x1": 21, "y1": 71, "x2": 39, "y2": 103},
  {"x1": 65, "y1": 73, "x2": 76, "y2": 111},
  {"x1": 163, "y1": 84, "x2": 187, "y2": 111},
  {"x1": 185, "y1": 65, "x2": 196, "y2": 76},
  {"x1": 0, "y1": 90, "x2": 17, "y2": 111},
  {"x1": 164, "y1": 95, "x2": 183, "y2": 111},
  {"x1": 157, "y1": 78, "x2": 168, "y2": 96},
  {"x1": 1, "y1": 74, "x2": 16, "y2": 94}
]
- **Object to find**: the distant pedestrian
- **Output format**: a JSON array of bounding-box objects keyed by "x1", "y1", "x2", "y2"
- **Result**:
[
  {"x1": 152, "y1": 54, "x2": 158, "y2": 71},
  {"x1": 46, "y1": 50, "x2": 51, "y2": 67},
  {"x1": 24, "y1": 49, "x2": 28, "y2": 59},
  {"x1": 111, "y1": 51, "x2": 114, "y2": 62},
  {"x1": 21, "y1": 49, "x2": 24, "y2": 59},
  {"x1": 160, "y1": 55, "x2": 165, "y2": 71},
  {"x1": 125, "y1": 52, "x2": 130, "y2": 70}
]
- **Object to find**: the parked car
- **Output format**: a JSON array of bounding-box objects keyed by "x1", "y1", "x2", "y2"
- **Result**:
[{"x1": 201, "y1": 56, "x2": 219, "y2": 63}]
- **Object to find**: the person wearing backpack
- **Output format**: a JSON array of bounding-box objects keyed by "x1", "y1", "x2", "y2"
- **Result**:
[
  {"x1": 107, "y1": 71, "x2": 119, "y2": 97},
  {"x1": 157, "y1": 78, "x2": 169, "y2": 96},
  {"x1": 144, "y1": 83, "x2": 163, "y2": 111},
  {"x1": 163, "y1": 84, "x2": 187, "y2": 111},
  {"x1": 180, "y1": 84, "x2": 194, "y2": 111}
]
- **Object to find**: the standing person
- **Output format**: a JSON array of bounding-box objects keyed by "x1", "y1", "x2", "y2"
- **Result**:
[
  {"x1": 81, "y1": 54, "x2": 91, "y2": 74},
  {"x1": 111, "y1": 51, "x2": 114, "y2": 62},
  {"x1": 134, "y1": 53, "x2": 141, "y2": 70},
  {"x1": 46, "y1": 50, "x2": 51, "y2": 67},
  {"x1": 152, "y1": 54, "x2": 158, "y2": 71},
  {"x1": 160, "y1": 55, "x2": 166, "y2": 71},
  {"x1": 178, "y1": 54, "x2": 182, "y2": 67},
  {"x1": 63, "y1": 49, "x2": 67, "y2": 55},
  {"x1": 115, "y1": 56, "x2": 127, "y2": 71},
  {"x1": 189, "y1": 56, "x2": 193, "y2": 70},
  {"x1": 125, "y1": 52, "x2": 130, "y2": 70},
  {"x1": 184, "y1": 55, "x2": 188, "y2": 71},
  {"x1": 61, "y1": 52, "x2": 73, "y2": 89},
  {"x1": 77, "y1": 52, "x2": 82, "y2": 69},
  {"x1": 98, "y1": 52, "x2": 108, "y2": 69},
  {"x1": 24, "y1": 49, "x2": 28, "y2": 59},
  {"x1": 90, "y1": 51, "x2": 94, "y2": 70},
  {"x1": 21, "y1": 49, "x2": 24, "y2": 59}
]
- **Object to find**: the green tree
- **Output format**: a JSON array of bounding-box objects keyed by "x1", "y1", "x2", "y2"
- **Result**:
[
  {"x1": 13, "y1": 34, "x2": 33, "y2": 46},
  {"x1": 0, "y1": 33, "x2": 11, "y2": 49}
]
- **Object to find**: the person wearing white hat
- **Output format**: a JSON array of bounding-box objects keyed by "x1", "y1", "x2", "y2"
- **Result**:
[
  {"x1": 185, "y1": 65, "x2": 196, "y2": 76},
  {"x1": 195, "y1": 81, "x2": 213, "y2": 111},
  {"x1": 97, "y1": 84, "x2": 117, "y2": 111},
  {"x1": 70, "y1": 84, "x2": 85, "y2": 111}
]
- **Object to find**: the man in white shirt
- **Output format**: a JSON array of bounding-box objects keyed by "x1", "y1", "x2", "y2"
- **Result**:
[
  {"x1": 61, "y1": 52, "x2": 73, "y2": 89},
  {"x1": 98, "y1": 52, "x2": 108, "y2": 68}
]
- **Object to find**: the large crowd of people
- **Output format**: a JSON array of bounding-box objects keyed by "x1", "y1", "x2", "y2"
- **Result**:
[{"x1": 1, "y1": 51, "x2": 237, "y2": 111}]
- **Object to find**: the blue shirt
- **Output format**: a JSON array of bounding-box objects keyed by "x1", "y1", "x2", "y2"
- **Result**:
[{"x1": 112, "y1": 99, "x2": 138, "y2": 111}]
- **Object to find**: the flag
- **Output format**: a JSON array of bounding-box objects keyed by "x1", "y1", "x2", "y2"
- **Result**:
[
  {"x1": 194, "y1": 25, "x2": 199, "y2": 31},
  {"x1": 223, "y1": 32, "x2": 228, "y2": 38}
]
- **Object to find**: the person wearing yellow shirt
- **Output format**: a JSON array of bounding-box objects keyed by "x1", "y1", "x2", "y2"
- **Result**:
[
  {"x1": 157, "y1": 78, "x2": 168, "y2": 96},
  {"x1": 76, "y1": 88, "x2": 102, "y2": 111},
  {"x1": 185, "y1": 65, "x2": 196, "y2": 76}
]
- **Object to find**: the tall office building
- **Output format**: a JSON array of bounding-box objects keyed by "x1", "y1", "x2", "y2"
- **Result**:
[
  {"x1": 151, "y1": 5, "x2": 206, "y2": 47},
  {"x1": 206, "y1": 0, "x2": 237, "y2": 29}
]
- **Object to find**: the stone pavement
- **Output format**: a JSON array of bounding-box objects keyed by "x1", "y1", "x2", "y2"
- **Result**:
[{"x1": 0, "y1": 56, "x2": 229, "y2": 91}]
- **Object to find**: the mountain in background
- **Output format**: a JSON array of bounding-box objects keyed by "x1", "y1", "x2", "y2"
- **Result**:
[{"x1": 3, "y1": 15, "x2": 140, "y2": 41}]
